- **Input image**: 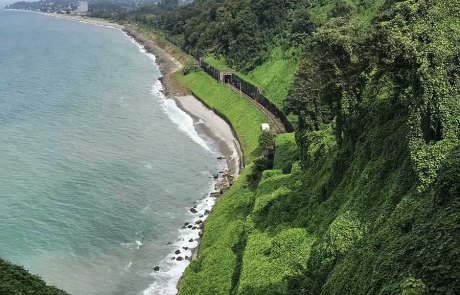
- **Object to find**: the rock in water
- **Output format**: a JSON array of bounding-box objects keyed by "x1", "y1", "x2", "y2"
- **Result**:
[{"x1": 153, "y1": 266, "x2": 160, "y2": 272}]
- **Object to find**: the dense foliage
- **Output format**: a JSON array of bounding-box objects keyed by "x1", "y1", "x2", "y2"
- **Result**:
[
  {"x1": 6, "y1": 0, "x2": 460, "y2": 293},
  {"x1": 176, "y1": 0, "x2": 460, "y2": 294},
  {"x1": 0, "y1": 258, "x2": 68, "y2": 294}
]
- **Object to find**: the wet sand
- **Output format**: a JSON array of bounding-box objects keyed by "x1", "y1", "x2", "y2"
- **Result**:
[{"x1": 173, "y1": 95, "x2": 241, "y2": 177}]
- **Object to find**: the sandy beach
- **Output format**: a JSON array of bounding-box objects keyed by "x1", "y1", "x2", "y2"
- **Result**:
[
  {"x1": 122, "y1": 26, "x2": 242, "y2": 177},
  {"x1": 173, "y1": 95, "x2": 242, "y2": 176}
]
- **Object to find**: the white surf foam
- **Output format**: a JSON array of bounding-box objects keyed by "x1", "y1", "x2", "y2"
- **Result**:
[
  {"x1": 123, "y1": 32, "x2": 157, "y2": 64},
  {"x1": 142, "y1": 185, "x2": 217, "y2": 295},
  {"x1": 120, "y1": 26, "x2": 210, "y2": 153},
  {"x1": 121, "y1": 32, "x2": 219, "y2": 295},
  {"x1": 136, "y1": 240, "x2": 143, "y2": 250},
  {"x1": 150, "y1": 81, "x2": 211, "y2": 152}
]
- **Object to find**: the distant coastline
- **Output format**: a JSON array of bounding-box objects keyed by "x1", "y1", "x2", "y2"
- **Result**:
[{"x1": 5, "y1": 9, "x2": 124, "y2": 29}]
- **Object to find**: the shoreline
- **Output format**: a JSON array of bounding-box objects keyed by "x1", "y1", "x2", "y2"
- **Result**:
[
  {"x1": 122, "y1": 26, "x2": 242, "y2": 178},
  {"x1": 6, "y1": 9, "x2": 125, "y2": 29},
  {"x1": 122, "y1": 25, "x2": 243, "y2": 294},
  {"x1": 6, "y1": 10, "x2": 242, "y2": 293},
  {"x1": 123, "y1": 27, "x2": 188, "y2": 98}
]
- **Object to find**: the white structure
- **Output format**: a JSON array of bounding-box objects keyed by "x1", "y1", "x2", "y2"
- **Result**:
[
  {"x1": 76, "y1": 1, "x2": 88, "y2": 14},
  {"x1": 261, "y1": 123, "x2": 270, "y2": 131}
]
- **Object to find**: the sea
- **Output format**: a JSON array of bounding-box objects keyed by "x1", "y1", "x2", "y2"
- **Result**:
[{"x1": 0, "y1": 9, "x2": 222, "y2": 295}]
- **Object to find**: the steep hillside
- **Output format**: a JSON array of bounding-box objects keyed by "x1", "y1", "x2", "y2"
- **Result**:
[{"x1": 177, "y1": 0, "x2": 460, "y2": 294}]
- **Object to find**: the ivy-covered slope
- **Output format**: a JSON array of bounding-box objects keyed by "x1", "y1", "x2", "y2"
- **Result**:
[
  {"x1": 178, "y1": 0, "x2": 460, "y2": 294},
  {"x1": 0, "y1": 258, "x2": 68, "y2": 294}
]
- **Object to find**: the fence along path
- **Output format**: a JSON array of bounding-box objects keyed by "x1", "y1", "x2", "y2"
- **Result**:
[{"x1": 200, "y1": 60, "x2": 294, "y2": 134}]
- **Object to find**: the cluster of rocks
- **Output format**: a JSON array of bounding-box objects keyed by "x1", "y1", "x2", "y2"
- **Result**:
[
  {"x1": 170, "y1": 247, "x2": 192, "y2": 261},
  {"x1": 154, "y1": 163, "x2": 235, "y2": 273},
  {"x1": 214, "y1": 167, "x2": 234, "y2": 194},
  {"x1": 181, "y1": 218, "x2": 204, "y2": 231}
]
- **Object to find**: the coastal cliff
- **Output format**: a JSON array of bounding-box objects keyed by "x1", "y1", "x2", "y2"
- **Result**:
[
  {"x1": 145, "y1": 0, "x2": 460, "y2": 294},
  {"x1": 2, "y1": 0, "x2": 459, "y2": 293}
]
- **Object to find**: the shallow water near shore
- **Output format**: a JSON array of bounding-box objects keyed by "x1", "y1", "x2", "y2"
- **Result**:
[{"x1": 0, "y1": 9, "x2": 222, "y2": 295}]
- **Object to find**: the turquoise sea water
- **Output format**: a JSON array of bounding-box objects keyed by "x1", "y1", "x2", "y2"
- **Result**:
[{"x1": 0, "y1": 9, "x2": 220, "y2": 295}]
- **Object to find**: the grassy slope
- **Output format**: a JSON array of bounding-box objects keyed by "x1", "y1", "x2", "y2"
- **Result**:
[
  {"x1": 273, "y1": 133, "x2": 297, "y2": 173},
  {"x1": 177, "y1": 96, "x2": 460, "y2": 294},
  {"x1": 203, "y1": 46, "x2": 299, "y2": 110},
  {"x1": 174, "y1": 71, "x2": 267, "y2": 164},
  {"x1": 178, "y1": 166, "x2": 257, "y2": 295},
  {"x1": 177, "y1": 1, "x2": 460, "y2": 294}
]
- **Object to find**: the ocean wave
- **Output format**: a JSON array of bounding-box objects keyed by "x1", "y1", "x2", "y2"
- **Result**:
[
  {"x1": 123, "y1": 32, "x2": 157, "y2": 64},
  {"x1": 122, "y1": 32, "x2": 218, "y2": 295},
  {"x1": 142, "y1": 188, "x2": 216, "y2": 295},
  {"x1": 121, "y1": 31, "x2": 210, "y2": 153},
  {"x1": 150, "y1": 81, "x2": 211, "y2": 152}
]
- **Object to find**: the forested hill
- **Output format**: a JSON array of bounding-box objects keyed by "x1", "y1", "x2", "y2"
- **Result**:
[
  {"x1": 0, "y1": 258, "x2": 69, "y2": 294},
  {"x1": 146, "y1": 0, "x2": 460, "y2": 294}
]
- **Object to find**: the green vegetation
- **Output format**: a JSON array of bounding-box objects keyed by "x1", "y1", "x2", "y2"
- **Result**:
[
  {"x1": 0, "y1": 258, "x2": 68, "y2": 295},
  {"x1": 176, "y1": 0, "x2": 460, "y2": 294},
  {"x1": 5, "y1": 0, "x2": 459, "y2": 293},
  {"x1": 203, "y1": 47, "x2": 300, "y2": 111},
  {"x1": 174, "y1": 71, "x2": 267, "y2": 163},
  {"x1": 179, "y1": 165, "x2": 257, "y2": 295},
  {"x1": 133, "y1": 25, "x2": 194, "y2": 66},
  {"x1": 273, "y1": 133, "x2": 297, "y2": 173}
]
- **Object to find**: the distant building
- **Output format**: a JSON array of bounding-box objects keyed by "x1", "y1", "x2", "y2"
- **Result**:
[{"x1": 76, "y1": 1, "x2": 88, "y2": 14}]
